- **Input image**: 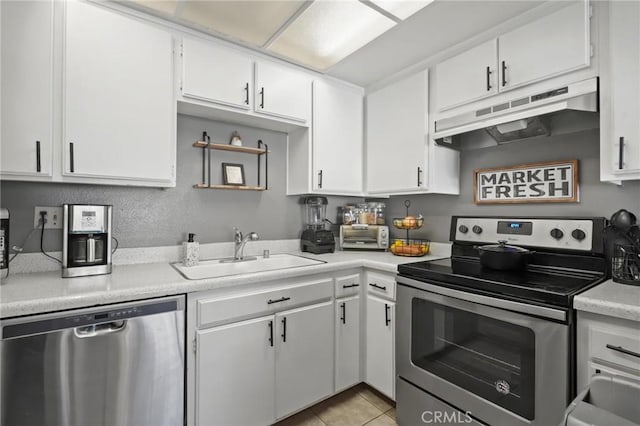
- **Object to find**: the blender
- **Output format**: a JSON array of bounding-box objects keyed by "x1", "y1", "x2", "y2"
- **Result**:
[{"x1": 300, "y1": 196, "x2": 335, "y2": 254}]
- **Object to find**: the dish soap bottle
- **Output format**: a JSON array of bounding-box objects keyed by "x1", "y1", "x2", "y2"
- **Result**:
[{"x1": 183, "y1": 233, "x2": 199, "y2": 267}]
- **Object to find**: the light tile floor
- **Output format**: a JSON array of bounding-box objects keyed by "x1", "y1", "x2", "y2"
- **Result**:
[{"x1": 275, "y1": 384, "x2": 397, "y2": 426}]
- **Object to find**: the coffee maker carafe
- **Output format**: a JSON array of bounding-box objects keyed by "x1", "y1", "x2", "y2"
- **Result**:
[
  {"x1": 63, "y1": 204, "x2": 112, "y2": 278},
  {"x1": 300, "y1": 196, "x2": 335, "y2": 254}
]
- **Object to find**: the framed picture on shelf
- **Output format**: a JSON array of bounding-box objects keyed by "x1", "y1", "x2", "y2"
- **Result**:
[{"x1": 222, "y1": 163, "x2": 245, "y2": 186}]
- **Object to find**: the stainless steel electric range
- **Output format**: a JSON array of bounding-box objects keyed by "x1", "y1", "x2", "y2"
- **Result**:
[{"x1": 395, "y1": 216, "x2": 607, "y2": 426}]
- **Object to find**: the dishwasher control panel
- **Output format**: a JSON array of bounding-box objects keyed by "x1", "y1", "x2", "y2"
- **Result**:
[{"x1": 2, "y1": 299, "x2": 179, "y2": 339}]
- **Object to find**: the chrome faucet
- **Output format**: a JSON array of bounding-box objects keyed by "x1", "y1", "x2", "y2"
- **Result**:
[{"x1": 233, "y1": 228, "x2": 259, "y2": 261}]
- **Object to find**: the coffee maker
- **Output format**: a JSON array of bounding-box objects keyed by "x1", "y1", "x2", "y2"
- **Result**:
[
  {"x1": 63, "y1": 204, "x2": 112, "y2": 278},
  {"x1": 300, "y1": 196, "x2": 335, "y2": 254}
]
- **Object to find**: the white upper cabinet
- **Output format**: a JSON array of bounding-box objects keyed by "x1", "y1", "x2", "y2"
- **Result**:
[
  {"x1": 64, "y1": 1, "x2": 175, "y2": 185},
  {"x1": 499, "y1": 1, "x2": 590, "y2": 91},
  {"x1": 181, "y1": 38, "x2": 252, "y2": 110},
  {"x1": 312, "y1": 79, "x2": 363, "y2": 195},
  {"x1": 1, "y1": 0, "x2": 53, "y2": 178},
  {"x1": 434, "y1": 1, "x2": 591, "y2": 113},
  {"x1": 435, "y1": 40, "x2": 498, "y2": 111},
  {"x1": 254, "y1": 60, "x2": 311, "y2": 124},
  {"x1": 601, "y1": 0, "x2": 640, "y2": 180},
  {"x1": 366, "y1": 70, "x2": 428, "y2": 194}
]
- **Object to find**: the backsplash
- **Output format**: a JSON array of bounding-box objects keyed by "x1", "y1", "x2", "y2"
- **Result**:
[
  {"x1": 388, "y1": 128, "x2": 640, "y2": 242},
  {"x1": 0, "y1": 115, "x2": 360, "y2": 253}
]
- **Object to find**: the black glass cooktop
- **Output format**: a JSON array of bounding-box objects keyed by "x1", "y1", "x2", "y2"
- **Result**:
[{"x1": 398, "y1": 255, "x2": 606, "y2": 308}]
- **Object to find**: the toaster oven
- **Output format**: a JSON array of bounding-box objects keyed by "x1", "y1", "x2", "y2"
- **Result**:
[{"x1": 340, "y1": 225, "x2": 389, "y2": 251}]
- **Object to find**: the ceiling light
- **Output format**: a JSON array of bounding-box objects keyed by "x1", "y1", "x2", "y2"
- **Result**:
[
  {"x1": 178, "y1": 1, "x2": 306, "y2": 46},
  {"x1": 267, "y1": 0, "x2": 396, "y2": 70},
  {"x1": 368, "y1": 0, "x2": 433, "y2": 20}
]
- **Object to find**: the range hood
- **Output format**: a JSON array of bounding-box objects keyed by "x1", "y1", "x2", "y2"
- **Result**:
[{"x1": 433, "y1": 78, "x2": 598, "y2": 146}]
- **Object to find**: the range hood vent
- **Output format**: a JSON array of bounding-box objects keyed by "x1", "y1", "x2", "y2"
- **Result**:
[{"x1": 434, "y1": 78, "x2": 598, "y2": 146}]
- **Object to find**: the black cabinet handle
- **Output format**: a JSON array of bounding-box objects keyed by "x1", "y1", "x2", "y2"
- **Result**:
[
  {"x1": 69, "y1": 142, "x2": 75, "y2": 173},
  {"x1": 384, "y1": 303, "x2": 391, "y2": 326},
  {"x1": 606, "y1": 344, "x2": 640, "y2": 359},
  {"x1": 281, "y1": 317, "x2": 287, "y2": 342},
  {"x1": 342, "y1": 283, "x2": 359, "y2": 289},
  {"x1": 318, "y1": 170, "x2": 323, "y2": 188},
  {"x1": 244, "y1": 82, "x2": 249, "y2": 105},
  {"x1": 268, "y1": 320, "x2": 273, "y2": 347},
  {"x1": 486, "y1": 66, "x2": 492, "y2": 91},
  {"x1": 369, "y1": 283, "x2": 387, "y2": 291},
  {"x1": 36, "y1": 141, "x2": 41, "y2": 172},
  {"x1": 417, "y1": 167, "x2": 423, "y2": 187},
  {"x1": 267, "y1": 296, "x2": 290, "y2": 305},
  {"x1": 340, "y1": 302, "x2": 346, "y2": 324},
  {"x1": 259, "y1": 87, "x2": 264, "y2": 108},
  {"x1": 619, "y1": 137, "x2": 625, "y2": 170},
  {"x1": 501, "y1": 61, "x2": 507, "y2": 87}
]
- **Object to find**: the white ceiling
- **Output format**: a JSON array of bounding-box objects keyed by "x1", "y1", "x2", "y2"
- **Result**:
[
  {"x1": 123, "y1": 0, "x2": 545, "y2": 88},
  {"x1": 328, "y1": 0, "x2": 544, "y2": 87}
]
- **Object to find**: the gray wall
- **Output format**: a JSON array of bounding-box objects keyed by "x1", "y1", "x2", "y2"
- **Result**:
[
  {"x1": 3, "y1": 121, "x2": 639, "y2": 252},
  {"x1": 0, "y1": 115, "x2": 360, "y2": 253},
  {"x1": 386, "y1": 128, "x2": 640, "y2": 242}
]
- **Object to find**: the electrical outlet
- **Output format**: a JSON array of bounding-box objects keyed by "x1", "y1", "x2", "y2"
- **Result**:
[{"x1": 34, "y1": 206, "x2": 63, "y2": 229}]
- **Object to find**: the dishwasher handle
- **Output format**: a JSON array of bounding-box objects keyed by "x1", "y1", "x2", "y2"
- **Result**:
[{"x1": 74, "y1": 320, "x2": 127, "y2": 338}]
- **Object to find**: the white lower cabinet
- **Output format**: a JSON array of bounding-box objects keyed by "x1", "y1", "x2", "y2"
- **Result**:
[
  {"x1": 275, "y1": 302, "x2": 334, "y2": 419},
  {"x1": 196, "y1": 316, "x2": 275, "y2": 426},
  {"x1": 365, "y1": 295, "x2": 395, "y2": 400},
  {"x1": 577, "y1": 311, "x2": 640, "y2": 391},
  {"x1": 335, "y1": 295, "x2": 361, "y2": 392},
  {"x1": 189, "y1": 269, "x2": 396, "y2": 424}
]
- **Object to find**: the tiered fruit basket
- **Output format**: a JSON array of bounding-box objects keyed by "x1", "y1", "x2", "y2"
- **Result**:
[{"x1": 390, "y1": 200, "x2": 430, "y2": 257}]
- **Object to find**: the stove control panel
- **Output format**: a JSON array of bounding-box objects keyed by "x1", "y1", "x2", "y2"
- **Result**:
[{"x1": 453, "y1": 217, "x2": 596, "y2": 251}]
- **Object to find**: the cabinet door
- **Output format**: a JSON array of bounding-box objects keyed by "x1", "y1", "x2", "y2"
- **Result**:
[
  {"x1": 255, "y1": 60, "x2": 311, "y2": 123},
  {"x1": 366, "y1": 70, "x2": 428, "y2": 194},
  {"x1": 313, "y1": 79, "x2": 363, "y2": 194},
  {"x1": 335, "y1": 296, "x2": 361, "y2": 392},
  {"x1": 275, "y1": 301, "x2": 333, "y2": 419},
  {"x1": 609, "y1": 1, "x2": 640, "y2": 174},
  {"x1": 499, "y1": 1, "x2": 590, "y2": 91},
  {"x1": 196, "y1": 316, "x2": 275, "y2": 426},
  {"x1": 365, "y1": 295, "x2": 395, "y2": 400},
  {"x1": 1, "y1": 0, "x2": 53, "y2": 177},
  {"x1": 434, "y1": 39, "x2": 498, "y2": 111},
  {"x1": 181, "y1": 38, "x2": 252, "y2": 110},
  {"x1": 64, "y1": 1, "x2": 175, "y2": 185}
]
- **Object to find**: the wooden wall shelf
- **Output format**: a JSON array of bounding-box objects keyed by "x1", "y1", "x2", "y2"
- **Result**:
[
  {"x1": 193, "y1": 134, "x2": 269, "y2": 190},
  {"x1": 193, "y1": 184, "x2": 266, "y2": 191},
  {"x1": 192, "y1": 141, "x2": 267, "y2": 155}
]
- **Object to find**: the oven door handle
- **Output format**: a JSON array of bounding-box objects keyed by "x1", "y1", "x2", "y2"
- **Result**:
[{"x1": 396, "y1": 275, "x2": 567, "y2": 322}]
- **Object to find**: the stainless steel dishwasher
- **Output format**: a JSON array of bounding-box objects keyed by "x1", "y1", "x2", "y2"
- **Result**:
[{"x1": 0, "y1": 295, "x2": 185, "y2": 426}]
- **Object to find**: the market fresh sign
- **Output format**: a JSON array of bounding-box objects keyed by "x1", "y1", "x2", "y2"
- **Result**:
[{"x1": 474, "y1": 160, "x2": 578, "y2": 204}]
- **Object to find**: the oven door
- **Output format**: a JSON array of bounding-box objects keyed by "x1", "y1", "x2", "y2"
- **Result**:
[{"x1": 396, "y1": 276, "x2": 568, "y2": 426}]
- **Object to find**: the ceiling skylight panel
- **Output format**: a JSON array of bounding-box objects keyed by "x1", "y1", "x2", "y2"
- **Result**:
[
  {"x1": 267, "y1": 0, "x2": 396, "y2": 70},
  {"x1": 368, "y1": 0, "x2": 433, "y2": 20},
  {"x1": 179, "y1": 1, "x2": 307, "y2": 47}
]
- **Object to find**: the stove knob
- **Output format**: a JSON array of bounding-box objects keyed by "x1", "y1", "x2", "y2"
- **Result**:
[
  {"x1": 458, "y1": 225, "x2": 469, "y2": 234},
  {"x1": 472, "y1": 225, "x2": 483, "y2": 234},
  {"x1": 572, "y1": 229, "x2": 586, "y2": 241},
  {"x1": 550, "y1": 228, "x2": 564, "y2": 240}
]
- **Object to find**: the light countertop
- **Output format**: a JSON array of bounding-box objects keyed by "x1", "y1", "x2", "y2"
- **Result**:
[
  {"x1": 0, "y1": 248, "x2": 449, "y2": 319},
  {"x1": 574, "y1": 279, "x2": 640, "y2": 322}
]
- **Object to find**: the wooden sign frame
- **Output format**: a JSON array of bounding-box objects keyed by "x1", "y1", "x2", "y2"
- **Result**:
[{"x1": 473, "y1": 160, "x2": 579, "y2": 204}]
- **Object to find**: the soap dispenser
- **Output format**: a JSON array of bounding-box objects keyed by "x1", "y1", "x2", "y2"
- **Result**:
[{"x1": 183, "y1": 233, "x2": 199, "y2": 267}]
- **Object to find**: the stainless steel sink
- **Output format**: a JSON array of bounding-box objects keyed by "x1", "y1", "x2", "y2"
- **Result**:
[{"x1": 171, "y1": 253, "x2": 325, "y2": 280}]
